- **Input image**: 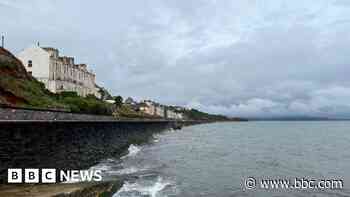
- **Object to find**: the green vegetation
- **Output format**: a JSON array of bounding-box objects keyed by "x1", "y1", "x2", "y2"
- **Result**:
[
  {"x1": 0, "y1": 61, "x2": 17, "y2": 69},
  {"x1": 113, "y1": 95, "x2": 123, "y2": 108},
  {"x1": 0, "y1": 73, "x2": 67, "y2": 109},
  {"x1": 57, "y1": 91, "x2": 112, "y2": 115},
  {"x1": 171, "y1": 107, "x2": 246, "y2": 121},
  {"x1": 97, "y1": 86, "x2": 113, "y2": 100},
  {"x1": 180, "y1": 108, "x2": 229, "y2": 121}
]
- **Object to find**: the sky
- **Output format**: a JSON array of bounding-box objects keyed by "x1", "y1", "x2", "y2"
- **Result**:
[{"x1": 1, "y1": 0, "x2": 350, "y2": 118}]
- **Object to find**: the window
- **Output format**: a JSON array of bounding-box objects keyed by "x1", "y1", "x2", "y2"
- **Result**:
[
  {"x1": 28, "y1": 71, "x2": 32, "y2": 75},
  {"x1": 28, "y1": 60, "x2": 32, "y2": 67}
]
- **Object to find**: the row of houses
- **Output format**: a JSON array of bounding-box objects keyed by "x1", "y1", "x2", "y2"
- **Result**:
[{"x1": 125, "y1": 98, "x2": 184, "y2": 120}]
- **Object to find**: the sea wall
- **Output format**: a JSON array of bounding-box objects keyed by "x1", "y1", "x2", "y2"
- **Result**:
[
  {"x1": 0, "y1": 120, "x2": 175, "y2": 183},
  {"x1": 0, "y1": 106, "x2": 115, "y2": 120}
]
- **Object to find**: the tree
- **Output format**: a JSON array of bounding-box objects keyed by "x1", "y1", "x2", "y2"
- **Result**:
[
  {"x1": 114, "y1": 95, "x2": 123, "y2": 108},
  {"x1": 98, "y1": 87, "x2": 113, "y2": 100}
]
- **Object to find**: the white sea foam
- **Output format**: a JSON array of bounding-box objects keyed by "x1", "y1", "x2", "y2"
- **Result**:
[
  {"x1": 152, "y1": 133, "x2": 162, "y2": 143},
  {"x1": 107, "y1": 158, "x2": 116, "y2": 162},
  {"x1": 113, "y1": 177, "x2": 172, "y2": 197},
  {"x1": 121, "y1": 144, "x2": 141, "y2": 159},
  {"x1": 89, "y1": 163, "x2": 112, "y2": 172},
  {"x1": 62, "y1": 163, "x2": 111, "y2": 184},
  {"x1": 110, "y1": 166, "x2": 142, "y2": 175},
  {"x1": 153, "y1": 133, "x2": 161, "y2": 138}
]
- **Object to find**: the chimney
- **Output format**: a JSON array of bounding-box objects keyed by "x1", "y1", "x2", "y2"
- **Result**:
[{"x1": 1, "y1": 35, "x2": 4, "y2": 48}]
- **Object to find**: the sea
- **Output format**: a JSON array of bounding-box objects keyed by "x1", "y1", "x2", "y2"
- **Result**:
[{"x1": 90, "y1": 121, "x2": 350, "y2": 197}]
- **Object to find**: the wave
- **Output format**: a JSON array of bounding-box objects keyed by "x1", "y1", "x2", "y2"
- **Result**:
[
  {"x1": 110, "y1": 166, "x2": 146, "y2": 175},
  {"x1": 62, "y1": 162, "x2": 113, "y2": 183},
  {"x1": 89, "y1": 163, "x2": 112, "y2": 172},
  {"x1": 113, "y1": 176, "x2": 173, "y2": 197},
  {"x1": 121, "y1": 144, "x2": 141, "y2": 159},
  {"x1": 153, "y1": 133, "x2": 161, "y2": 143}
]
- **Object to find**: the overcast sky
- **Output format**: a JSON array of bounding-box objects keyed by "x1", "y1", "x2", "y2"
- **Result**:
[{"x1": 1, "y1": 0, "x2": 350, "y2": 118}]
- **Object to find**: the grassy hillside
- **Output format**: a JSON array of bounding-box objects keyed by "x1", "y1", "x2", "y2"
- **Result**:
[{"x1": 177, "y1": 108, "x2": 229, "y2": 121}]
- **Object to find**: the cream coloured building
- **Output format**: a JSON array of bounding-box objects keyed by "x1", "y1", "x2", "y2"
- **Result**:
[
  {"x1": 17, "y1": 45, "x2": 101, "y2": 98},
  {"x1": 139, "y1": 100, "x2": 156, "y2": 116},
  {"x1": 165, "y1": 109, "x2": 178, "y2": 119},
  {"x1": 138, "y1": 100, "x2": 184, "y2": 119},
  {"x1": 155, "y1": 105, "x2": 165, "y2": 117}
]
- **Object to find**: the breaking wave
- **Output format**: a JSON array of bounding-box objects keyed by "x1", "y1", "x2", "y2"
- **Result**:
[
  {"x1": 110, "y1": 166, "x2": 146, "y2": 175},
  {"x1": 121, "y1": 144, "x2": 141, "y2": 159},
  {"x1": 113, "y1": 176, "x2": 173, "y2": 197},
  {"x1": 89, "y1": 163, "x2": 112, "y2": 172},
  {"x1": 153, "y1": 133, "x2": 161, "y2": 143}
]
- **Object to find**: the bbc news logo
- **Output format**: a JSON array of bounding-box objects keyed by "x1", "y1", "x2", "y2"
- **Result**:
[{"x1": 8, "y1": 169, "x2": 102, "y2": 183}]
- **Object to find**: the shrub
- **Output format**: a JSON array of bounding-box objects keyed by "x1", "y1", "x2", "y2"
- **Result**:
[
  {"x1": 114, "y1": 96, "x2": 123, "y2": 108},
  {"x1": 58, "y1": 93, "x2": 112, "y2": 115},
  {"x1": 59, "y1": 91, "x2": 79, "y2": 98}
]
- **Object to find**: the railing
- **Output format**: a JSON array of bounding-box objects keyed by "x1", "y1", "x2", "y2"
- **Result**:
[{"x1": 0, "y1": 104, "x2": 70, "y2": 113}]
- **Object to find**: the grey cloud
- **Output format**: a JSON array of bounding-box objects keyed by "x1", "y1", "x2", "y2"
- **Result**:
[{"x1": 2, "y1": 0, "x2": 350, "y2": 118}]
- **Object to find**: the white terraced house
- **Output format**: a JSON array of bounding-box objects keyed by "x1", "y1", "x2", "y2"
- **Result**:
[{"x1": 17, "y1": 45, "x2": 101, "y2": 98}]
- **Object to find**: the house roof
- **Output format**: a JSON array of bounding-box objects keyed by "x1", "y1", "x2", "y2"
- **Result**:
[
  {"x1": 42, "y1": 47, "x2": 59, "y2": 52},
  {"x1": 137, "y1": 102, "x2": 149, "y2": 107},
  {"x1": 125, "y1": 97, "x2": 135, "y2": 103}
]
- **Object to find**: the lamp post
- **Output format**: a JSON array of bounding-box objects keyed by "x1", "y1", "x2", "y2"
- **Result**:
[{"x1": 1, "y1": 35, "x2": 4, "y2": 48}]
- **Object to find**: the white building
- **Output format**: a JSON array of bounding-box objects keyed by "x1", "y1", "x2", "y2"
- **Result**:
[
  {"x1": 17, "y1": 45, "x2": 100, "y2": 98},
  {"x1": 139, "y1": 100, "x2": 156, "y2": 115},
  {"x1": 175, "y1": 112, "x2": 184, "y2": 120},
  {"x1": 165, "y1": 109, "x2": 175, "y2": 119},
  {"x1": 137, "y1": 100, "x2": 165, "y2": 117},
  {"x1": 155, "y1": 105, "x2": 165, "y2": 118},
  {"x1": 105, "y1": 99, "x2": 116, "y2": 104},
  {"x1": 165, "y1": 108, "x2": 183, "y2": 120},
  {"x1": 137, "y1": 100, "x2": 184, "y2": 119}
]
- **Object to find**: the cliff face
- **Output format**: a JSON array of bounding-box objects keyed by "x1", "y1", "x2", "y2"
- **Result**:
[
  {"x1": 0, "y1": 47, "x2": 31, "y2": 80},
  {"x1": 0, "y1": 47, "x2": 31, "y2": 105}
]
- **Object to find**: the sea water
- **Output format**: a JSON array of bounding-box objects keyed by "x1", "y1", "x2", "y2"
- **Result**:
[{"x1": 92, "y1": 121, "x2": 350, "y2": 197}]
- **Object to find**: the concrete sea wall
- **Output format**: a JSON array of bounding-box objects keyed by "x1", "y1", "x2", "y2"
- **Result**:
[
  {"x1": 0, "y1": 106, "x2": 115, "y2": 120},
  {"x1": 0, "y1": 120, "x2": 175, "y2": 183}
]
